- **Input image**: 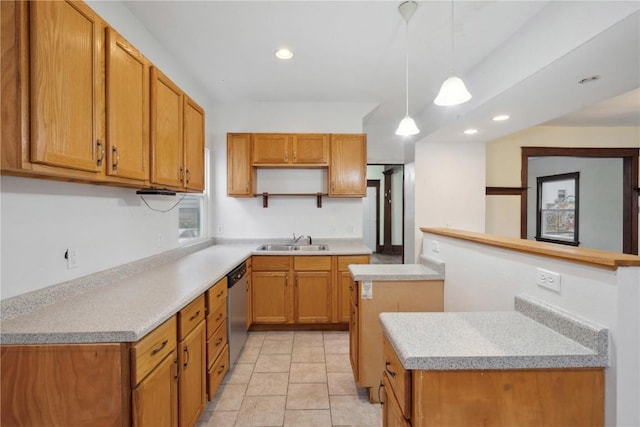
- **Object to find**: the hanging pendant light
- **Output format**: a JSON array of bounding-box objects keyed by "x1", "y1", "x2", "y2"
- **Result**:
[
  {"x1": 434, "y1": 0, "x2": 471, "y2": 106},
  {"x1": 396, "y1": 1, "x2": 420, "y2": 136}
]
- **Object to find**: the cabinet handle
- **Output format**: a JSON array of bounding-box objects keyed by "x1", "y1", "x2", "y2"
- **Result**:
[
  {"x1": 216, "y1": 312, "x2": 224, "y2": 321},
  {"x1": 180, "y1": 167, "x2": 184, "y2": 182},
  {"x1": 186, "y1": 169, "x2": 191, "y2": 184},
  {"x1": 150, "y1": 339, "x2": 168, "y2": 356},
  {"x1": 183, "y1": 346, "x2": 190, "y2": 368},
  {"x1": 293, "y1": 151, "x2": 297, "y2": 162},
  {"x1": 216, "y1": 337, "x2": 223, "y2": 347},
  {"x1": 295, "y1": 273, "x2": 298, "y2": 287},
  {"x1": 217, "y1": 364, "x2": 225, "y2": 375},
  {"x1": 284, "y1": 150, "x2": 288, "y2": 162},
  {"x1": 96, "y1": 140, "x2": 105, "y2": 166},
  {"x1": 378, "y1": 380, "x2": 385, "y2": 405},
  {"x1": 189, "y1": 310, "x2": 200, "y2": 321},
  {"x1": 173, "y1": 357, "x2": 180, "y2": 382},
  {"x1": 285, "y1": 274, "x2": 288, "y2": 287},
  {"x1": 385, "y1": 361, "x2": 396, "y2": 378},
  {"x1": 217, "y1": 290, "x2": 224, "y2": 298},
  {"x1": 112, "y1": 146, "x2": 119, "y2": 171},
  {"x1": 245, "y1": 184, "x2": 249, "y2": 193}
]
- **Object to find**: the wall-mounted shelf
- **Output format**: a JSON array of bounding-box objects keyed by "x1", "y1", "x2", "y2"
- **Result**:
[{"x1": 256, "y1": 192, "x2": 327, "y2": 208}]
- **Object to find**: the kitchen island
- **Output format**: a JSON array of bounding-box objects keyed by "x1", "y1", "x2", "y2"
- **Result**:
[{"x1": 380, "y1": 294, "x2": 608, "y2": 426}]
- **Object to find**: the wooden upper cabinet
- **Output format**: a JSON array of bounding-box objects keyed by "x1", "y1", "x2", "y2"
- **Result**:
[
  {"x1": 227, "y1": 133, "x2": 255, "y2": 196},
  {"x1": 150, "y1": 67, "x2": 184, "y2": 189},
  {"x1": 105, "y1": 27, "x2": 149, "y2": 182},
  {"x1": 252, "y1": 133, "x2": 329, "y2": 166},
  {"x1": 29, "y1": 0, "x2": 104, "y2": 173},
  {"x1": 329, "y1": 134, "x2": 367, "y2": 197},
  {"x1": 183, "y1": 96, "x2": 205, "y2": 191}
]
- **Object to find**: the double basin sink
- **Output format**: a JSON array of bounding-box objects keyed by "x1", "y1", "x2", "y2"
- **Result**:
[{"x1": 257, "y1": 244, "x2": 329, "y2": 252}]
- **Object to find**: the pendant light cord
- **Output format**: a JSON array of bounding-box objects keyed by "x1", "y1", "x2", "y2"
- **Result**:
[
  {"x1": 404, "y1": 15, "x2": 410, "y2": 116},
  {"x1": 450, "y1": 0, "x2": 455, "y2": 73}
]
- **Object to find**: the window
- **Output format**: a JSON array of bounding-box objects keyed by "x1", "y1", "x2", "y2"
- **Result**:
[
  {"x1": 178, "y1": 148, "x2": 209, "y2": 243},
  {"x1": 536, "y1": 172, "x2": 579, "y2": 246}
]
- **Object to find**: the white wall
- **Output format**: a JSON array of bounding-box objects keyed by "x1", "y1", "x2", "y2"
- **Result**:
[
  {"x1": 1, "y1": 1, "x2": 215, "y2": 300},
  {"x1": 209, "y1": 102, "x2": 374, "y2": 239},
  {"x1": 421, "y1": 232, "x2": 640, "y2": 426},
  {"x1": 412, "y1": 140, "x2": 486, "y2": 261}
]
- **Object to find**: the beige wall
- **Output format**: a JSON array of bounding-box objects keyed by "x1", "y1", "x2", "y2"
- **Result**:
[{"x1": 485, "y1": 126, "x2": 640, "y2": 238}]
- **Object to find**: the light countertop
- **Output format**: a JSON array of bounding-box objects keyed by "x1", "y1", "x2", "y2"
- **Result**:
[
  {"x1": 0, "y1": 239, "x2": 370, "y2": 345},
  {"x1": 380, "y1": 295, "x2": 608, "y2": 370},
  {"x1": 349, "y1": 263, "x2": 443, "y2": 281}
]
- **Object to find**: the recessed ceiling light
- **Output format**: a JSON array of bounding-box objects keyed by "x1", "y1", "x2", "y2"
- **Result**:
[
  {"x1": 492, "y1": 115, "x2": 510, "y2": 121},
  {"x1": 464, "y1": 129, "x2": 478, "y2": 135},
  {"x1": 275, "y1": 48, "x2": 294, "y2": 60}
]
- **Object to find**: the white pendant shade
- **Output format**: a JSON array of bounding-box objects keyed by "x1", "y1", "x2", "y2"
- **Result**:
[
  {"x1": 395, "y1": 115, "x2": 420, "y2": 136},
  {"x1": 434, "y1": 75, "x2": 472, "y2": 106}
]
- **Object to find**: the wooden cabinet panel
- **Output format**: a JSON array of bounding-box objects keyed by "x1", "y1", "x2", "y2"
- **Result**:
[
  {"x1": 151, "y1": 67, "x2": 183, "y2": 188},
  {"x1": 382, "y1": 373, "x2": 411, "y2": 427},
  {"x1": 383, "y1": 336, "x2": 411, "y2": 419},
  {"x1": 252, "y1": 272, "x2": 290, "y2": 323},
  {"x1": 246, "y1": 259, "x2": 253, "y2": 330},
  {"x1": 29, "y1": 0, "x2": 103, "y2": 173},
  {"x1": 132, "y1": 316, "x2": 177, "y2": 385},
  {"x1": 1, "y1": 343, "x2": 129, "y2": 427},
  {"x1": 337, "y1": 255, "x2": 369, "y2": 323},
  {"x1": 184, "y1": 95, "x2": 205, "y2": 191},
  {"x1": 329, "y1": 134, "x2": 367, "y2": 197},
  {"x1": 178, "y1": 320, "x2": 206, "y2": 427},
  {"x1": 292, "y1": 134, "x2": 329, "y2": 165},
  {"x1": 105, "y1": 27, "x2": 149, "y2": 182},
  {"x1": 227, "y1": 133, "x2": 255, "y2": 196},
  {"x1": 349, "y1": 302, "x2": 359, "y2": 380},
  {"x1": 207, "y1": 345, "x2": 229, "y2": 402},
  {"x1": 133, "y1": 350, "x2": 178, "y2": 427},
  {"x1": 206, "y1": 277, "x2": 227, "y2": 315},
  {"x1": 294, "y1": 255, "x2": 332, "y2": 271},
  {"x1": 337, "y1": 255, "x2": 370, "y2": 271},
  {"x1": 252, "y1": 255, "x2": 291, "y2": 271},
  {"x1": 178, "y1": 295, "x2": 205, "y2": 340},
  {"x1": 206, "y1": 321, "x2": 228, "y2": 369},
  {"x1": 295, "y1": 271, "x2": 332, "y2": 323},
  {"x1": 252, "y1": 134, "x2": 290, "y2": 165}
]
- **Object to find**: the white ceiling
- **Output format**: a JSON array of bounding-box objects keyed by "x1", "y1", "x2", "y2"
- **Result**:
[{"x1": 123, "y1": 1, "x2": 640, "y2": 152}]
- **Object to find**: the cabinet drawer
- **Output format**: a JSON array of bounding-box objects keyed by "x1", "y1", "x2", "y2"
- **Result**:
[
  {"x1": 207, "y1": 302, "x2": 227, "y2": 340},
  {"x1": 383, "y1": 335, "x2": 411, "y2": 419},
  {"x1": 337, "y1": 255, "x2": 370, "y2": 271},
  {"x1": 207, "y1": 321, "x2": 228, "y2": 368},
  {"x1": 178, "y1": 295, "x2": 205, "y2": 340},
  {"x1": 382, "y1": 372, "x2": 411, "y2": 427},
  {"x1": 206, "y1": 277, "x2": 227, "y2": 313},
  {"x1": 132, "y1": 316, "x2": 177, "y2": 385},
  {"x1": 293, "y1": 256, "x2": 331, "y2": 271},
  {"x1": 252, "y1": 255, "x2": 290, "y2": 271},
  {"x1": 207, "y1": 344, "x2": 229, "y2": 401}
]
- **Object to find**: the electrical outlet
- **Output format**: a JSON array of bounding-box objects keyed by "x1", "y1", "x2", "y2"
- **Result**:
[
  {"x1": 217, "y1": 224, "x2": 224, "y2": 234},
  {"x1": 536, "y1": 268, "x2": 561, "y2": 293},
  {"x1": 66, "y1": 248, "x2": 78, "y2": 269},
  {"x1": 432, "y1": 240, "x2": 440, "y2": 253}
]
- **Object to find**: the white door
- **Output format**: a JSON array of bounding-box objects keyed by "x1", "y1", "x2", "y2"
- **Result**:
[{"x1": 363, "y1": 186, "x2": 377, "y2": 251}]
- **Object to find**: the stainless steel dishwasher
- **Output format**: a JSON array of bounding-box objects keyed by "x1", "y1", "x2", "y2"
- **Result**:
[{"x1": 227, "y1": 262, "x2": 248, "y2": 365}]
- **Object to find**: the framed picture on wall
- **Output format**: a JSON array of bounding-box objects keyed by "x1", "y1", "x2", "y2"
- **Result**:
[{"x1": 536, "y1": 172, "x2": 580, "y2": 246}]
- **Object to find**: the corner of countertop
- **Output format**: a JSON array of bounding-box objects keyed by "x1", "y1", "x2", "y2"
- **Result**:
[{"x1": 515, "y1": 294, "x2": 609, "y2": 365}]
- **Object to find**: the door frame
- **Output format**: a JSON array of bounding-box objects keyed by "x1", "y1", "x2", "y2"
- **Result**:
[{"x1": 366, "y1": 180, "x2": 381, "y2": 252}]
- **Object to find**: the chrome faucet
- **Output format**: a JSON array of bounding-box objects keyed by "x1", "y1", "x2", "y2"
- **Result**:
[{"x1": 292, "y1": 233, "x2": 312, "y2": 245}]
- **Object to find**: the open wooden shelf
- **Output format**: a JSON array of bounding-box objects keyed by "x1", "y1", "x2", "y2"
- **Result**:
[{"x1": 255, "y1": 192, "x2": 328, "y2": 208}]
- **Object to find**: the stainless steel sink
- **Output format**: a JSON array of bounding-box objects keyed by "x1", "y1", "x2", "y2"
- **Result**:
[{"x1": 257, "y1": 244, "x2": 329, "y2": 251}]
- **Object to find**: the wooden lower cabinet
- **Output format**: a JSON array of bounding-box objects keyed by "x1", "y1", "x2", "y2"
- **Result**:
[
  {"x1": 178, "y1": 319, "x2": 206, "y2": 427},
  {"x1": 350, "y1": 279, "x2": 443, "y2": 402},
  {"x1": 382, "y1": 335, "x2": 605, "y2": 427},
  {"x1": 133, "y1": 350, "x2": 179, "y2": 427},
  {"x1": 205, "y1": 276, "x2": 230, "y2": 401},
  {"x1": 250, "y1": 255, "x2": 370, "y2": 327}
]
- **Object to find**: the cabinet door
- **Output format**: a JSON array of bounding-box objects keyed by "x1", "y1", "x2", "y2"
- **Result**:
[
  {"x1": 252, "y1": 272, "x2": 290, "y2": 323},
  {"x1": 184, "y1": 96, "x2": 205, "y2": 191},
  {"x1": 151, "y1": 67, "x2": 183, "y2": 188},
  {"x1": 246, "y1": 260, "x2": 253, "y2": 330},
  {"x1": 329, "y1": 134, "x2": 367, "y2": 196},
  {"x1": 30, "y1": 1, "x2": 103, "y2": 173},
  {"x1": 382, "y1": 373, "x2": 411, "y2": 427},
  {"x1": 178, "y1": 321, "x2": 206, "y2": 427},
  {"x1": 133, "y1": 350, "x2": 178, "y2": 427},
  {"x1": 295, "y1": 271, "x2": 332, "y2": 323},
  {"x1": 292, "y1": 134, "x2": 329, "y2": 165},
  {"x1": 227, "y1": 133, "x2": 255, "y2": 196},
  {"x1": 105, "y1": 28, "x2": 149, "y2": 181},
  {"x1": 252, "y1": 134, "x2": 291, "y2": 165}
]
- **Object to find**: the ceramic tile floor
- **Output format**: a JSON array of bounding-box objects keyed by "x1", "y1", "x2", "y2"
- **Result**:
[{"x1": 197, "y1": 331, "x2": 382, "y2": 427}]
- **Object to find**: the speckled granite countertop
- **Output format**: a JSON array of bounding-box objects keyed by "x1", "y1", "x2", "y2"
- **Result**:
[
  {"x1": 380, "y1": 295, "x2": 608, "y2": 370},
  {"x1": 1, "y1": 239, "x2": 370, "y2": 345},
  {"x1": 349, "y1": 263, "x2": 443, "y2": 281}
]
